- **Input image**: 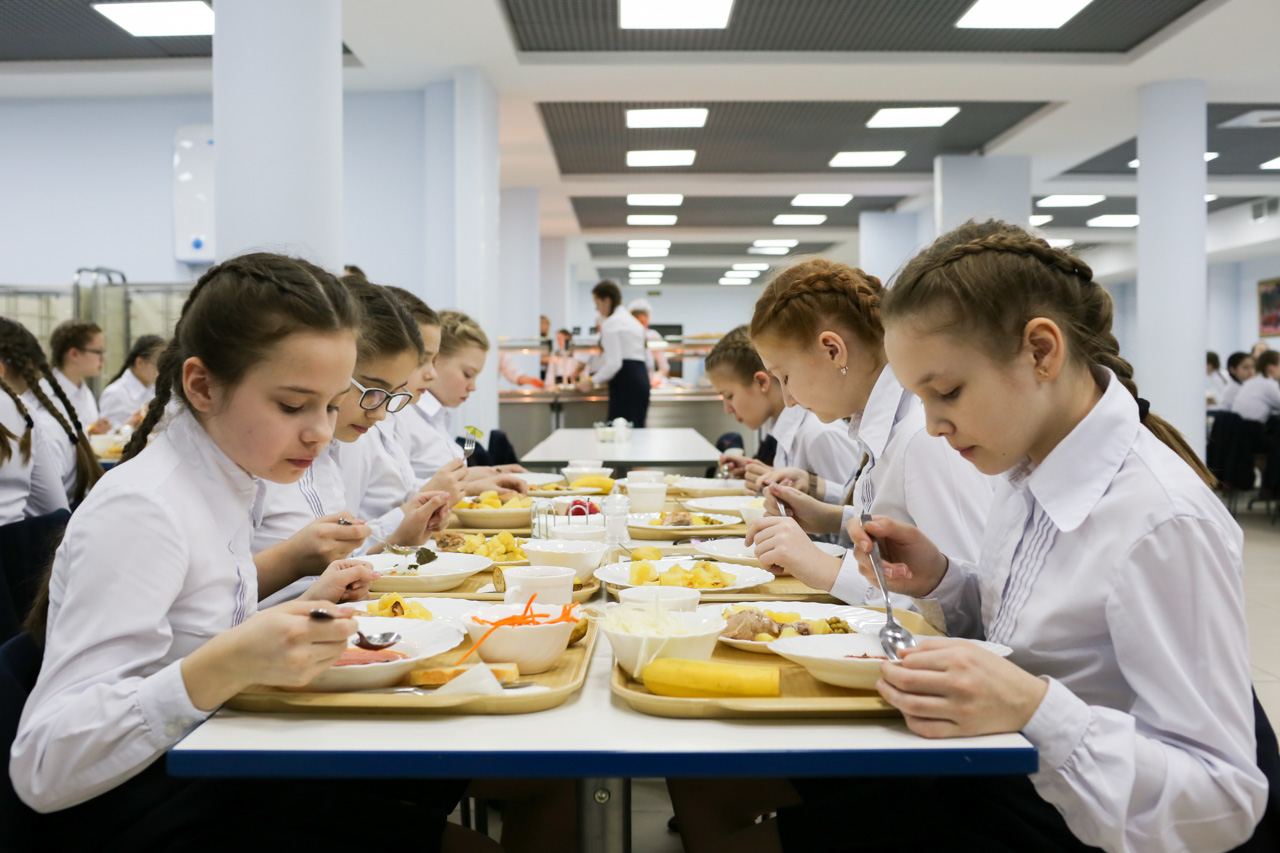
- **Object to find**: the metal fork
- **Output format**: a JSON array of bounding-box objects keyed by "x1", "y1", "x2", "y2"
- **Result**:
[{"x1": 462, "y1": 434, "x2": 476, "y2": 460}]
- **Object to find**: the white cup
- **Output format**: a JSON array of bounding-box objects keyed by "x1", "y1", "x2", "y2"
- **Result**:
[
  {"x1": 569, "y1": 459, "x2": 603, "y2": 468},
  {"x1": 628, "y1": 470, "x2": 665, "y2": 484},
  {"x1": 550, "y1": 524, "x2": 608, "y2": 542},
  {"x1": 617, "y1": 586, "x2": 700, "y2": 611},
  {"x1": 739, "y1": 504, "x2": 767, "y2": 526},
  {"x1": 502, "y1": 565, "x2": 576, "y2": 605},
  {"x1": 627, "y1": 482, "x2": 668, "y2": 513},
  {"x1": 724, "y1": 447, "x2": 745, "y2": 458}
]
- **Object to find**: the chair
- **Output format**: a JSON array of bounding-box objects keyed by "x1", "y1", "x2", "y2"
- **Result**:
[
  {"x1": 0, "y1": 632, "x2": 45, "y2": 846},
  {"x1": 1235, "y1": 689, "x2": 1280, "y2": 851},
  {"x1": 0, "y1": 510, "x2": 71, "y2": 643},
  {"x1": 1207, "y1": 412, "x2": 1261, "y2": 515}
]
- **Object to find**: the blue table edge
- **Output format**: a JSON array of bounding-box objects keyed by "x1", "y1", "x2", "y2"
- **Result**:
[{"x1": 168, "y1": 745, "x2": 1038, "y2": 779}]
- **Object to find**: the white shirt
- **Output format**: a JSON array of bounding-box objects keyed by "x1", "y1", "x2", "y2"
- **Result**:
[
  {"x1": 1221, "y1": 378, "x2": 1245, "y2": 412},
  {"x1": 642, "y1": 328, "x2": 670, "y2": 378},
  {"x1": 765, "y1": 405, "x2": 861, "y2": 506},
  {"x1": 252, "y1": 440, "x2": 350, "y2": 554},
  {"x1": 918, "y1": 370, "x2": 1265, "y2": 853},
  {"x1": 11, "y1": 409, "x2": 259, "y2": 813},
  {"x1": 828, "y1": 365, "x2": 994, "y2": 607},
  {"x1": 1227, "y1": 374, "x2": 1280, "y2": 423},
  {"x1": 49, "y1": 368, "x2": 99, "y2": 428},
  {"x1": 398, "y1": 391, "x2": 464, "y2": 481},
  {"x1": 97, "y1": 370, "x2": 154, "y2": 427},
  {"x1": 0, "y1": 393, "x2": 67, "y2": 524},
  {"x1": 589, "y1": 307, "x2": 648, "y2": 385},
  {"x1": 335, "y1": 415, "x2": 422, "y2": 535},
  {"x1": 20, "y1": 390, "x2": 78, "y2": 502}
]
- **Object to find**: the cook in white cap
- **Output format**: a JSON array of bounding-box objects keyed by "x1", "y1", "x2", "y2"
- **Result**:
[{"x1": 629, "y1": 299, "x2": 669, "y2": 386}]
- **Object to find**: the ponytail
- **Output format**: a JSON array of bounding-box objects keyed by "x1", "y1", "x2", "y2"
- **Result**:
[
  {"x1": 749, "y1": 258, "x2": 886, "y2": 351},
  {"x1": 0, "y1": 377, "x2": 33, "y2": 467}
]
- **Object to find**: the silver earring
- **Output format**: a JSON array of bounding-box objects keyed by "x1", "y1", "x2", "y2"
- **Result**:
[{"x1": 840, "y1": 366, "x2": 848, "y2": 376}]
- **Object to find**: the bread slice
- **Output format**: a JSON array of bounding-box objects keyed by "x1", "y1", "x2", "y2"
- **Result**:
[{"x1": 407, "y1": 662, "x2": 520, "y2": 686}]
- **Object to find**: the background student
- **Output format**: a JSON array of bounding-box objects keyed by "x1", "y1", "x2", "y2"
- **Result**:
[
  {"x1": 0, "y1": 371, "x2": 68, "y2": 525},
  {"x1": 98, "y1": 334, "x2": 164, "y2": 429},
  {"x1": 1222, "y1": 350, "x2": 1256, "y2": 411},
  {"x1": 47, "y1": 319, "x2": 109, "y2": 435}
]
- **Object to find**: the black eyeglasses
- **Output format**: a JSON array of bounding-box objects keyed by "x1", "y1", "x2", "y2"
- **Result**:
[
  {"x1": 80, "y1": 348, "x2": 105, "y2": 357},
  {"x1": 350, "y1": 378, "x2": 411, "y2": 413}
]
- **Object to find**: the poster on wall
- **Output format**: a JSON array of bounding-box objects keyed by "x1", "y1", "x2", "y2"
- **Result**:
[{"x1": 1261, "y1": 278, "x2": 1280, "y2": 337}]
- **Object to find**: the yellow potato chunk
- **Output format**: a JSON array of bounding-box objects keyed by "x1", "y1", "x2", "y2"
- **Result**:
[
  {"x1": 778, "y1": 627, "x2": 800, "y2": 639},
  {"x1": 752, "y1": 633, "x2": 775, "y2": 643},
  {"x1": 629, "y1": 561, "x2": 657, "y2": 585},
  {"x1": 630, "y1": 546, "x2": 663, "y2": 562}
]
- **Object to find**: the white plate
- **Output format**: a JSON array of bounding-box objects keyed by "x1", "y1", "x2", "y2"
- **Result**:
[
  {"x1": 529, "y1": 486, "x2": 604, "y2": 498},
  {"x1": 672, "y1": 477, "x2": 749, "y2": 497},
  {"x1": 301, "y1": 618, "x2": 465, "y2": 692},
  {"x1": 365, "y1": 551, "x2": 492, "y2": 593},
  {"x1": 683, "y1": 495, "x2": 763, "y2": 518},
  {"x1": 427, "y1": 538, "x2": 529, "y2": 567},
  {"x1": 698, "y1": 537, "x2": 845, "y2": 568},
  {"x1": 595, "y1": 558, "x2": 775, "y2": 592},
  {"x1": 350, "y1": 596, "x2": 480, "y2": 625},
  {"x1": 453, "y1": 506, "x2": 533, "y2": 529},
  {"x1": 700, "y1": 602, "x2": 887, "y2": 654},
  {"x1": 769, "y1": 634, "x2": 1012, "y2": 691},
  {"x1": 514, "y1": 472, "x2": 566, "y2": 488},
  {"x1": 626, "y1": 512, "x2": 740, "y2": 535}
]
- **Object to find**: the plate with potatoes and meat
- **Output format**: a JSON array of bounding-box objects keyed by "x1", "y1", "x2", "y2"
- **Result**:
[{"x1": 702, "y1": 602, "x2": 888, "y2": 654}]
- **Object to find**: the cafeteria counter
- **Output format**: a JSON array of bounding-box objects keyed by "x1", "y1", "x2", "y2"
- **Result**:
[{"x1": 499, "y1": 386, "x2": 756, "y2": 465}]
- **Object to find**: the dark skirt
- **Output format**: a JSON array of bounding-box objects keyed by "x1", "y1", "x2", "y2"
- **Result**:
[
  {"x1": 607, "y1": 359, "x2": 650, "y2": 427},
  {"x1": 779, "y1": 775, "x2": 1100, "y2": 853}
]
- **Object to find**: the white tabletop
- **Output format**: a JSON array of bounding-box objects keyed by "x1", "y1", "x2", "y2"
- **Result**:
[
  {"x1": 521, "y1": 428, "x2": 721, "y2": 468},
  {"x1": 169, "y1": 631, "x2": 1035, "y2": 780}
]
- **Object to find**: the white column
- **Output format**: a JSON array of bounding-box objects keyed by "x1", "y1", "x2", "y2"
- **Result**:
[
  {"x1": 540, "y1": 237, "x2": 573, "y2": 333},
  {"x1": 933, "y1": 155, "x2": 1031, "y2": 235},
  {"x1": 499, "y1": 188, "x2": 542, "y2": 379},
  {"x1": 1136, "y1": 79, "x2": 1207, "y2": 452},
  {"x1": 422, "y1": 67, "x2": 501, "y2": 435},
  {"x1": 213, "y1": 0, "x2": 343, "y2": 270},
  {"x1": 858, "y1": 211, "x2": 920, "y2": 285}
]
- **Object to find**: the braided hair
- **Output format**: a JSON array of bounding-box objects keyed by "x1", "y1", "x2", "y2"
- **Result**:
[
  {"x1": 339, "y1": 276, "x2": 425, "y2": 366},
  {"x1": 437, "y1": 310, "x2": 490, "y2": 359},
  {"x1": 107, "y1": 334, "x2": 166, "y2": 385},
  {"x1": 122, "y1": 253, "x2": 362, "y2": 463},
  {"x1": 884, "y1": 218, "x2": 1215, "y2": 488},
  {"x1": 749, "y1": 257, "x2": 887, "y2": 356},
  {"x1": 0, "y1": 376, "x2": 33, "y2": 467},
  {"x1": 705, "y1": 325, "x2": 767, "y2": 385},
  {"x1": 0, "y1": 318, "x2": 103, "y2": 502}
]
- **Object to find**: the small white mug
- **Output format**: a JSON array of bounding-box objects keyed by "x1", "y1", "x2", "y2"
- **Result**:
[
  {"x1": 628, "y1": 470, "x2": 665, "y2": 484},
  {"x1": 502, "y1": 566, "x2": 576, "y2": 605},
  {"x1": 627, "y1": 482, "x2": 668, "y2": 513},
  {"x1": 618, "y1": 586, "x2": 700, "y2": 611},
  {"x1": 569, "y1": 458, "x2": 603, "y2": 468}
]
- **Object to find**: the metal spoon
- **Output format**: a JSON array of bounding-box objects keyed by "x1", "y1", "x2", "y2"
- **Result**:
[
  {"x1": 858, "y1": 514, "x2": 916, "y2": 661},
  {"x1": 336, "y1": 517, "x2": 419, "y2": 556},
  {"x1": 309, "y1": 607, "x2": 402, "y2": 651}
]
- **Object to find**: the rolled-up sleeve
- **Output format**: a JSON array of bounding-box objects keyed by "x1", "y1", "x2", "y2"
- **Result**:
[{"x1": 590, "y1": 318, "x2": 624, "y2": 385}]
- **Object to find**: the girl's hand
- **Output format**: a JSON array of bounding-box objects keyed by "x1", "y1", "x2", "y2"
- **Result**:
[
  {"x1": 298, "y1": 512, "x2": 370, "y2": 568},
  {"x1": 718, "y1": 453, "x2": 749, "y2": 478},
  {"x1": 877, "y1": 639, "x2": 1048, "y2": 739},
  {"x1": 846, "y1": 515, "x2": 948, "y2": 598},
  {"x1": 87, "y1": 417, "x2": 112, "y2": 436},
  {"x1": 386, "y1": 491, "x2": 453, "y2": 549},
  {"x1": 576, "y1": 377, "x2": 594, "y2": 394},
  {"x1": 764, "y1": 484, "x2": 843, "y2": 535},
  {"x1": 466, "y1": 474, "x2": 528, "y2": 495},
  {"x1": 745, "y1": 516, "x2": 843, "y2": 590},
  {"x1": 421, "y1": 458, "x2": 467, "y2": 502},
  {"x1": 495, "y1": 463, "x2": 527, "y2": 474},
  {"x1": 304, "y1": 558, "x2": 378, "y2": 603},
  {"x1": 182, "y1": 600, "x2": 357, "y2": 709},
  {"x1": 756, "y1": 465, "x2": 807, "y2": 495}
]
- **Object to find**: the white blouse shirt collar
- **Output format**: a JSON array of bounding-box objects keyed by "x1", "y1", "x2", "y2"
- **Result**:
[
  {"x1": 165, "y1": 407, "x2": 259, "y2": 542},
  {"x1": 849, "y1": 364, "x2": 914, "y2": 462},
  {"x1": 1008, "y1": 368, "x2": 1139, "y2": 534},
  {"x1": 119, "y1": 368, "x2": 147, "y2": 398},
  {"x1": 769, "y1": 404, "x2": 805, "y2": 451}
]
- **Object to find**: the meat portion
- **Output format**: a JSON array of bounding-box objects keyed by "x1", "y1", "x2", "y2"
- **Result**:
[
  {"x1": 723, "y1": 609, "x2": 780, "y2": 640},
  {"x1": 661, "y1": 511, "x2": 693, "y2": 527},
  {"x1": 333, "y1": 648, "x2": 408, "y2": 667},
  {"x1": 434, "y1": 532, "x2": 469, "y2": 551}
]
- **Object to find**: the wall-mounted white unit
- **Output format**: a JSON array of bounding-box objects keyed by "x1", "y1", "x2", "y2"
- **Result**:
[{"x1": 173, "y1": 124, "x2": 215, "y2": 264}]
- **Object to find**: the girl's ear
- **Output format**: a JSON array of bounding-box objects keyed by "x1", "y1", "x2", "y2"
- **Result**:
[
  {"x1": 182, "y1": 356, "x2": 216, "y2": 413},
  {"x1": 1022, "y1": 317, "x2": 1067, "y2": 382},
  {"x1": 753, "y1": 370, "x2": 773, "y2": 393},
  {"x1": 817, "y1": 330, "x2": 847, "y2": 369}
]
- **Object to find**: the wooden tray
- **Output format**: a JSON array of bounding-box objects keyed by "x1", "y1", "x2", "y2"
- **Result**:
[
  {"x1": 228, "y1": 624, "x2": 598, "y2": 715},
  {"x1": 378, "y1": 570, "x2": 600, "y2": 602},
  {"x1": 606, "y1": 574, "x2": 837, "y2": 603},
  {"x1": 610, "y1": 611, "x2": 941, "y2": 719},
  {"x1": 628, "y1": 523, "x2": 749, "y2": 541}
]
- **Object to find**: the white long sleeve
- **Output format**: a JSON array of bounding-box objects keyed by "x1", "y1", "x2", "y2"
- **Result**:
[
  {"x1": 26, "y1": 418, "x2": 69, "y2": 516},
  {"x1": 589, "y1": 308, "x2": 646, "y2": 385}
]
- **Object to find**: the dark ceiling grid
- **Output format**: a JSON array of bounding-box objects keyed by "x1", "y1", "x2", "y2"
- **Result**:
[
  {"x1": 598, "y1": 267, "x2": 763, "y2": 286},
  {"x1": 540, "y1": 100, "x2": 1047, "y2": 174},
  {"x1": 503, "y1": 0, "x2": 1210, "y2": 54},
  {"x1": 572, "y1": 195, "x2": 902, "y2": 228},
  {"x1": 588, "y1": 241, "x2": 836, "y2": 258},
  {"x1": 1031, "y1": 195, "x2": 1250, "y2": 228},
  {"x1": 1066, "y1": 104, "x2": 1280, "y2": 175}
]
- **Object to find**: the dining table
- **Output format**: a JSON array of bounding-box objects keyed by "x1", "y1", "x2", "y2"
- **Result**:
[
  {"x1": 520, "y1": 427, "x2": 721, "y2": 471},
  {"x1": 169, "y1": 621, "x2": 1037, "y2": 852}
]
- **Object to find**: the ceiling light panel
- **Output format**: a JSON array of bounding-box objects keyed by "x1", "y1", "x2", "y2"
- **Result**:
[
  {"x1": 628, "y1": 248, "x2": 669, "y2": 257},
  {"x1": 724, "y1": 271, "x2": 759, "y2": 278},
  {"x1": 627, "y1": 214, "x2": 678, "y2": 225},
  {"x1": 866, "y1": 107, "x2": 960, "y2": 128},
  {"x1": 720, "y1": 278, "x2": 754, "y2": 285},
  {"x1": 955, "y1": 0, "x2": 1094, "y2": 29},
  {"x1": 1047, "y1": 238, "x2": 1076, "y2": 248},
  {"x1": 1037, "y1": 194, "x2": 1106, "y2": 207},
  {"x1": 733, "y1": 264, "x2": 770, "y2": 270},
  {"x1": 93, "y1": 1, "x2": 214, "y2": 36},
  {"x1": 628, "y1": 239, "x2": 671, "y2": 248},
  {"x1": 619, "y1": 0, "x2": 735, "y2": 29},
  {"x1": 1261, "y1": 156, "x2": 1280, "y2": 170},
  {"x1": 627, "y1": 150, "x2": 697, "y2": 167},
  {"x1": 791, "y1": 194, "x2": 853, "y2": 207},
  {"x1": 748, "y1": 247, "x2": 788, "y2": 255},
  {"x1": 774, "y1": 214, "x2": 827, "y2": 225},
  {"x1": 627, "y1": 194, "x2": 684, "y2": 206},
  {"x1": 829, "y1": 151, "x2": 907, "y2": 168},
  {"x1": 629, "y1": 264, "x2": 665, "y2": 271},
  {"x1": 1205, "y1": 195, "x2": 1219, "y2": 203},
  {"x1": 1087, "y1": 214, "x2": 1140, "y2": 227},
  {"x1": 1029, "y1": 214, "x2": 1054, "y2": 226},
  {"x1": 1128, "y1": 152, "x2": 1219, "y2": 168},
  {"x1": 753, "y1": 239, "x2": 798, "y2": 247},
  {"x1": 626, "y1": 109, "x2": 708, "y2": 128}
]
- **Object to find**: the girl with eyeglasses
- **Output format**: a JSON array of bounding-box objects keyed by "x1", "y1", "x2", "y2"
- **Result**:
[
  {"x1": 252, "y1": 276, "x2": 454, "y2": 603},
  {"x1": 47, "y1": 319, "x2": 111, "y2": 436}
]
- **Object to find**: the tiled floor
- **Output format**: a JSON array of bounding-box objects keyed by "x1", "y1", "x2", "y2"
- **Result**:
[{"x1": 459, "y1": 504, "x2": 1280, "y2": 851}]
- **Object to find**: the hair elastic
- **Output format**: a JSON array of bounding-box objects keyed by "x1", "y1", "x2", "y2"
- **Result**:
[
  {"x1": 1137, "y1": 397, "x2": 1150, "y2": 422},
  {"x1": 22, "y1": 414, "x2": 32, "y2": 431}
]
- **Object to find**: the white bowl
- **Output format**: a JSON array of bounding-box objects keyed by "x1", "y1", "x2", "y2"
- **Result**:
[
  {"x1": 550, "y1": 524, "x2": 608, "y2": 542},
  {"x1": 463, "y1": 603, "x2": 579, "y2": 674},
  {"x1": 452, "y1": 506, "x2": 533, "y2": 529},
  {"x1": 563, "y1": 466, "x2": 615, "y2": 483},
  {"x1": 521, "y1": 539, "x2": 610, "y2": 581},
  {"x1": 618, "y1": 586, "x2": 700, "y2": 611},
  {"x1": 599, "y1": 608, "x2": 726, "y2": 678},
  {"x1": 738, "y1": 504, "x2": 767, "y2": 525},
  {"x1": 551, "y1": 495, "x2": 605, "y2": 516},
  {"x1": 302, "y1": 618, "x2": 465, "y2": 692},
  {"x1": 768, "y1": 635, "x2": 1013, "y2": 691},
  {"x1": 568, "y1": 459, "x2": 603, "y2": 468}
]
